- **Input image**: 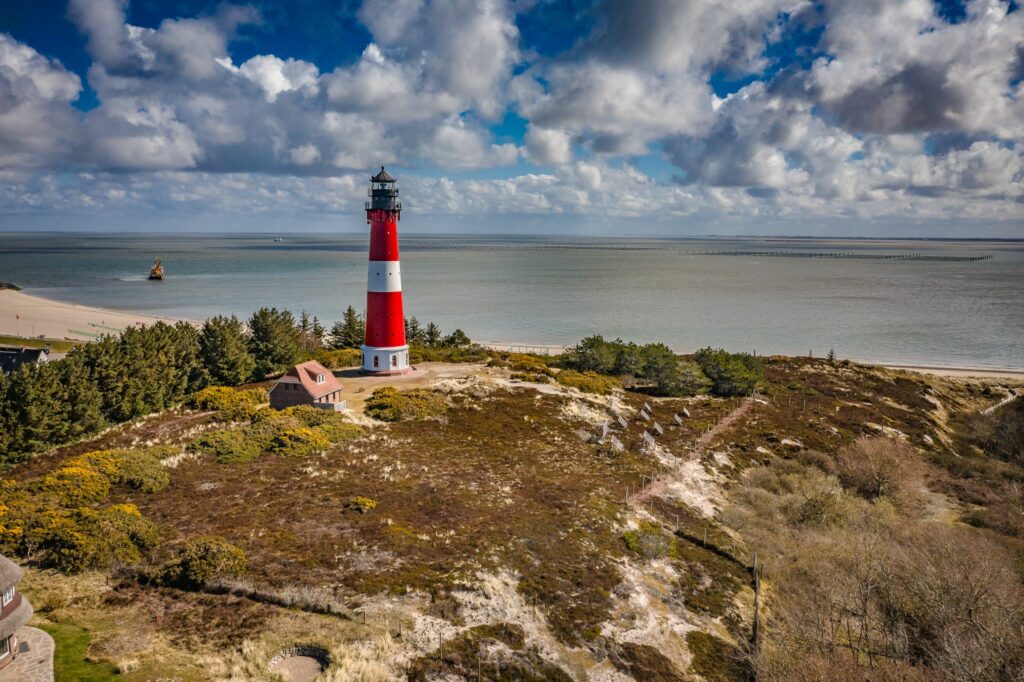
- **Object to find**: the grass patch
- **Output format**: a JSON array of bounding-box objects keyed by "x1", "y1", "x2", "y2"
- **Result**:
[
  {"x1": 40, "y1": 621, "x2": 120, "y2": 681},
  {"x1": 0, "y1": 334, "x2": 82, "y2": 352}
]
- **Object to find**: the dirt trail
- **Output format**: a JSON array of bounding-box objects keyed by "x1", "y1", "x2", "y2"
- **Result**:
[{"x1": 630, "y1": 398, "x2": 754, "y2": 505}]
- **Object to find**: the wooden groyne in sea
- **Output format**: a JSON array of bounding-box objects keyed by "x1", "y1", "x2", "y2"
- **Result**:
[{"x1": 686, "y1": 251, "x2": 992, "y2": 262}]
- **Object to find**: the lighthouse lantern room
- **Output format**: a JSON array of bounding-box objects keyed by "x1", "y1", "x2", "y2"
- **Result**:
[{"x1": 362, "y1": 167, "x2": 410, "y2": 374}]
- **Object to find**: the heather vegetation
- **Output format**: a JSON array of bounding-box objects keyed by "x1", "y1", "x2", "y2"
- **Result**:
[{"x1": 2, "y1": 319, "x2": 1023, "y2": 680}]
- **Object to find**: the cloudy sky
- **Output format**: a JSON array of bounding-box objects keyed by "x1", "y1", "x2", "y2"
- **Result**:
[{"x1": 0, "y1": 0, "x2": 1022, "y2": 235}]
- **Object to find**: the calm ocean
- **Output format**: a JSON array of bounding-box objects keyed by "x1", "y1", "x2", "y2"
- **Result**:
[{"x1": 1, "y1": 233, "x2": 1022, "y2": 370}]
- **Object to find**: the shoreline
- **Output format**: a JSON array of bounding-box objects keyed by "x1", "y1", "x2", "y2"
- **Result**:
[{"x1": 2, "y1": 290, "x2": 1022, "y2": 381}]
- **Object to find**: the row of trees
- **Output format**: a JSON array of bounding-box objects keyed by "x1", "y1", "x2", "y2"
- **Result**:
[
  {"x1": 558, "y1": 335, "x2": 764, "y2": 397},
  {"x1": 0, "y1": 306, "x2": 472, "y2": 464},
  {"x1": 328, "y1": 305, "x2": 470, "y2": 351}
]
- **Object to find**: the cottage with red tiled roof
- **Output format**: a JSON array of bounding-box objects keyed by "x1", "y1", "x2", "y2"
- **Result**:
[{"x1": 269, "y1": 360, "x2": 347, "y2": 411}]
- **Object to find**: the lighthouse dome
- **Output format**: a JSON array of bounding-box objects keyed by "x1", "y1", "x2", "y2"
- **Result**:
[{"x1": 371, "y1": 166, "x2": 395, "y2": 183}]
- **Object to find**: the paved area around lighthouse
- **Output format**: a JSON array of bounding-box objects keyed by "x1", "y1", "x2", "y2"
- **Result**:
[{"x1": 0, "y1": 626, "x2": 54, "y2": 682}]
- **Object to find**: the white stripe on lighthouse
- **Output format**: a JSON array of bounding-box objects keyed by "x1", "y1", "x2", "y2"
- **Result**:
[{"x1": 367, "y1": 260, "x2": 402, "y2": 293}]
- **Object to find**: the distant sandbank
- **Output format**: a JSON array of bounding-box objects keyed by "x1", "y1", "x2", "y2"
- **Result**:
[{"x1": 1, "y1": 289, "x2": 1022, "y2": 382}]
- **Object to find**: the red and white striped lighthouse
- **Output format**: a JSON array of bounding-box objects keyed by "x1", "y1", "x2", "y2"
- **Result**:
[{"x1": 362, "y1": 167, "x2": 410, "y2": 374}]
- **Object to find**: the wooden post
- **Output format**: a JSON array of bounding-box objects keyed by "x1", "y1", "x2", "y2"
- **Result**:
[{"x1": 752, "y1": 553, "x2": 762, "y2": 654}]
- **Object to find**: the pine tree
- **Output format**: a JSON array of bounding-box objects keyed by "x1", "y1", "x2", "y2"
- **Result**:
[
  {"x1": 298, "y1": 310, "x2": 322, "y2": 353},
  {"x1": 200, "y1": 315, "x2": 255, "y2": 385},
  {"x1": 312, "y1": 317, "x2": 326, "y2": 346},
  {"x1": 408, "y1": 316, "x2": 423, "y2": 345},
  {"x1": 425, "y1": 322, "x2": 441, "y2": 348},
  {"x1": 827, "y1": 348, "x2": 837, "y2": 365},
  {"x1": 248, "y1": 307, "x2": 301, "y2": 378},
  {"x1": 330, "y1": 306, "x2": 364, "y2": 349}
]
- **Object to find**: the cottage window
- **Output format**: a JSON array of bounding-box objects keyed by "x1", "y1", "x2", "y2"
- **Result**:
[
  {"x1": 317, "y1": 374, "x2": 325, "y2": 384},
  {"x1": 1, "y1": 588, "x2": 12, "y2": 606},
  {"x1": 0, "y1": 636, "x2": 7, "y2": 658}
]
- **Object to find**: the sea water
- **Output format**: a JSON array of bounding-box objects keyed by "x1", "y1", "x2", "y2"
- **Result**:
[{"x1": 0, "y1": 233, "x2": 1021, "y2": 370}]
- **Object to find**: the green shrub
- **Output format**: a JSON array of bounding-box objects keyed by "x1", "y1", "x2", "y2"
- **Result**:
[
  {"x1": 188, "y1": 430, "x2": 262, "y2": 464},
  {"x1": 191, "y1": 386, "x2": 267, "y2": 421},
  {"x1": 158, "y1": 536, "x2": 247, "y2": 588},
  {"x1": 510, "y1": 372, "x2": 551, "y2": 383},
  {"x1": 277, "y1": 405, "x2": 345, "y2": 427},
  {"x1": 409, "y1": 345, "x2": 488, "y2": 364},
  {"x1": 39, "y1": 465, "x2": 111, "y2": 506},
  {"x1": 346, "y1": 496, "x2": 377, "y2": 513},
  {"x1": 623, "y1": 521, "x2": 676, "y2": 559},
  {"x1": 32, "y1": 504, "x2": 158, "y2": 574},
  {"x1": 268, "y1": 427, "x2": 331, "y2": 457},
  {"x1": 693, "y1": 347, "x2": 764, "y2": 397},
  {"x1": 489, "y1": 352, "x2": 554, "y2": 375},
  {"x1": 312, "y1": 347, "x2": 362, "y2": 369},
  {"x1": 555, "y1": 370, "x2": 620, "y2": 395},
  {"x1": 71, "y1": 449, "x2": 170, "y2": 493},
  {"x1": 365, "y1": 387, "x2": 448, "y2": 421}
]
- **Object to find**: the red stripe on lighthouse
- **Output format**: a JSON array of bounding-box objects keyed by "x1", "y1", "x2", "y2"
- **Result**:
[
  {"x1": 365, "y1": 292, "x2": 405, "y2": 347},
  {"x1": 368, "y1": 211, "x2": 400, "y2": 261}
]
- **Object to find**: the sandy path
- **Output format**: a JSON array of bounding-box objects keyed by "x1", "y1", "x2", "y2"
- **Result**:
[
  {"x1": 0, "y1": 289, "x2": 178, "y2": 341},
  {"x1": 981, "y1": 388, "x2": 1020, "y2": 415},
  {"x1": 631, "y1": 398, "x2": 753, "y2": 505}
]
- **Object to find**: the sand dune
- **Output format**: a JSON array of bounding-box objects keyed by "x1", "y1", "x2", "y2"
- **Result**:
[{"x1": 0, "y1": 289, "x2": 180, "y2": 342}]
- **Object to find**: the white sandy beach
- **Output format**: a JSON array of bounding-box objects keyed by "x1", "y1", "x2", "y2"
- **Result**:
[{"x1": 0, "y1": 289, "x2": 179, "y2": 341}]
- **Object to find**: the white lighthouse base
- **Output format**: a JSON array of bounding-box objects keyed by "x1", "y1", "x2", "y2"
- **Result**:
[{"x1": 361, "y1": 344, "x2": 411, "y2": 375}]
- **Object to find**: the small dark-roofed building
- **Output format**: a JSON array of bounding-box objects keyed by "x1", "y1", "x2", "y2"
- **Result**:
[
  {"x1": 269, "y1": 360, "x2": 347, "y2": 411},
  {"x1": 0, "y1": 346, "x2": 48, "y2": 375},
  {"x1": 0, "y1": 554, "x2": 33, "y2": 670}
]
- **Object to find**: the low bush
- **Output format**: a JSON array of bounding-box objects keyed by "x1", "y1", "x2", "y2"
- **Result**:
[
  {"x1": 70, "y1": 448, "x2": 170, "y2": 493},
  {"x1": 311, "y1": 347, "x2": 361, "y2": 369},
  {"x1": 39, "y1": 464, "x2": 111, "y2": 506},
  {"x1": 191, "y1": 386, "x2": 267, "y2": 421},
  {"x1": 555, "y1": 370, "x2": 620, "y2": 395},
  {"x1": 409, "y1": 345, "x2": 489, "y2": 364},
  {"x1": 510, "y1": 372, "x2": 551, "y2": 384},
  {"x1": 158, "y1": 536, "x2": 247, "y2": 588},
  {"x1": 268, "y1": 427, "x2": 331, "y2": 457},
  {"x1": 365, "y1": 387, "x2": 448, "y2": 421},
  {"x1": 346, "y1": 496, "x2": 377, "y2": 513},
  {"x1": 29, "y1": 503, "x2": 159, "y2": 573},
  {"x1": 187, "y1": 430, "x2": 261, "y2": 464},
  {"x1": 623, "y1": 521, "x2": 676, "y2": 559},
  {"x1": 835, "y1": 436, "x2": 921, "y2": 500},
  {"x1": 489, "y1": 352, "x2": 555, "y2": 375}
]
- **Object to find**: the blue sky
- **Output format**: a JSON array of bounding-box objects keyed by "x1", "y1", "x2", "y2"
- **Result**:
[{"x1": 0, "y1": 0, "x2": 1022, "y2": 235}]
